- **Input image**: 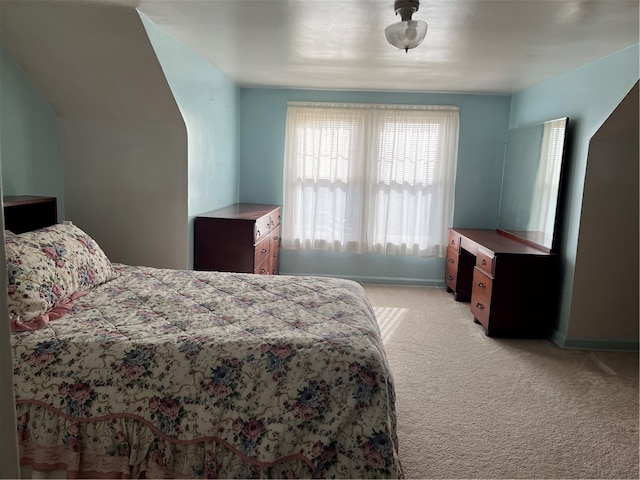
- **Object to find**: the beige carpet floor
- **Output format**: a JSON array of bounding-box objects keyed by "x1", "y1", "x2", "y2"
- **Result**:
[{"x1": 362, "y1": 284, "x2": 639, "y2": 480}]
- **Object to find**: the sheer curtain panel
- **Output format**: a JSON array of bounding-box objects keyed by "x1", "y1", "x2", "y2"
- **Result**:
[{"x1": 282, "y1": 102, "x2": 459, "y2": 258}]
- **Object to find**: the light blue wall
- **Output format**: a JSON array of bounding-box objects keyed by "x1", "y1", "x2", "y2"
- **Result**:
[
  {"x1": 140, "y1": 13, "x2": 240, "y2": 268},
  {"x1": 0, "y1": 44, "x2": 64, "y2": 219},
  {"x1": 239, "y1": 88, "x2": 511, "y2": 284},
  {"x1": 509, "y1": 44, "x2": 639, "y2": 345}
]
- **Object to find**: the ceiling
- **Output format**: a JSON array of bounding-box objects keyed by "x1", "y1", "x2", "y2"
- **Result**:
[
  {"x1": 3, "y1": 0, "x2": 639, "y2": 95},
  {"x1": 131, "y1": 0, "x2": 638, "y2": 95}
]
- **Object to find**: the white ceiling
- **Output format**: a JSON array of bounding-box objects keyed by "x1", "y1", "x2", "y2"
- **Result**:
[
  {"x1": 129, "y1": 0, "x2": 639, "y2": 95},
  {"x1": 1, "y1": 0, "x2": 638, "y2": 96}
]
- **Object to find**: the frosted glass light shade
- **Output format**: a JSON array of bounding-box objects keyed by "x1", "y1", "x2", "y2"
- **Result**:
[{"x1": 385, "y1": 20, "x2": 428, "y2": 52}]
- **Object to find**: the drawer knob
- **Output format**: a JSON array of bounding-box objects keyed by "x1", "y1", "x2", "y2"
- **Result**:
[
  {"x1": 481, "y1": 259, "x2": 487, "y2": 266},
  {"x1": 447, "y1": 275, "x2": 453, "y2": 280},
  {"x1": 274, "y1": 236, "x2": 280, "y2": 241},
  {"x1": 450, "y1": 240, "x2": 455, "y2": 245},
  {"x1": 475, "y1": 302, "x2": 484, "y2": 310},
  {"x1": 257, "y1": 230, "x2": 261, "y2": 237},
  {"x1": 260, "y1": 268, "x2": 266, "y2": 274},
  {"x1": 447, "y1": 258, "x2": 454, "y2": 263},
  {"x1": 476, "y1": 281, "x2": 485, "y2": 288},
  {"x1": 273, "y1": 253, "x2": 279, "y2": 258},
  {"x1": 261, "y1": 248, "x2": 267, "y2": 253}
]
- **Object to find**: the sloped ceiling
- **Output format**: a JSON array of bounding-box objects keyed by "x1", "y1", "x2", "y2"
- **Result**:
[{"x1": 0, "y1": 0, "x2": 181, "y2": 123}]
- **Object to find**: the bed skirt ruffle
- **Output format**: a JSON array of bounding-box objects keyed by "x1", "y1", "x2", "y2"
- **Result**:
[{"x1": 17, "y1": 403, "x2": 320, "y2": 479}]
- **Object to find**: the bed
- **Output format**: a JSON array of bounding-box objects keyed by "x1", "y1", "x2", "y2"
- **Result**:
[{"x1": 5, "y1": 215, "x2": 403, "y2": 478}]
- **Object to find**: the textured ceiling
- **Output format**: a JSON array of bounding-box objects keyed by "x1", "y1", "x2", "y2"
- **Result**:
[
  {"x1": 133, "y1": 0, "x2": 639, "y2": 94},
  {"x1": 2, "y1": 0, "x2": 638, "y2": 95}
]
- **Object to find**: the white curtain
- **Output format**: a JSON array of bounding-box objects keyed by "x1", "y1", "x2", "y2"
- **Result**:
[{"x1": 282, "y1": 102, "x2": 459, "y2": 258}]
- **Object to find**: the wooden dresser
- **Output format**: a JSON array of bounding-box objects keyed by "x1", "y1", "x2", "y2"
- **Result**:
[
  {"x1": 445, "y1": 228, "x2": 558, "y2": 337},
  {"x1": 3, "y1": 196, "x2": 58, "y2": 233},
  {"x1": 194, "y1": 203, "x2": 281, "y2": 275}
]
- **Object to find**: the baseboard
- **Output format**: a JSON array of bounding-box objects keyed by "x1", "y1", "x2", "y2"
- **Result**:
[
  {"x1": 561, "y1": 337, "x2": 639, "y2": 352},
  {"x1": 355, "y1": 277, "x2": 446, "y2": 287},
  {"x1": 549, "y1": 328, "x2": 639, "y2": 352},
  {"x1": 280, "y1": 271, "x2": 445, "y2": 288},
  {"x1": 548, "y1": 327, "x2": 567, "y2": 348}
]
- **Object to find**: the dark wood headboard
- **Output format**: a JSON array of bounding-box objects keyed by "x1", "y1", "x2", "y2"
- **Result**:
[{"x1": 3, "y1": 196, "x2": 58, "y2": 234}]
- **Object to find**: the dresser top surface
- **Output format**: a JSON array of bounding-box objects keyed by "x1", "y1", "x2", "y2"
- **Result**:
[
  {"x1": 3, "y1": 195, "x2": 56, "y2": 207},
  {"x1": 452, "y1": 228, "x2": 552, "y2": 256},
  {"x1": 197, "y1": 203, "x2": 280, "y2": 221}
]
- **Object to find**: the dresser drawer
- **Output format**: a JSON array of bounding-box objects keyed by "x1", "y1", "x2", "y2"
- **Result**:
[
  {"x1": 271, "y1": 208, "x2": 281, "y2": 228},
  {"x1": 476, "y1": 248, "x2": 495, "y2": 276},
  {"x1": 255, "y1": 217, "x2": 271, "y2": 243},
  {"x1": 255, "y1": 226, "x2": 282, "y2": 275},
  {"x1": 270, "y1": 225, "x2": 281, "y2": 274},
  {"x1": 254, "y1": 257, "x2": 271, "y2": 275},
  {"x1": 445, "y1": 245, "x2": 458, "y2": 290},
  {"x1": 471, "y1": 268, "x2": 493, "y2": 327},
  {"x1": 254, "y1": 236, "x2": 271, "y2": 267},
  {"x1": 271, "y1": 225, "x2": 281, "y2": 250},
  {"x1": 255, "y1": 207, "x2": 281, "y2": 243},
  {"x1": 270, "y1": 252, "x2": 280, "y2": 275},
  {"x1": 448, "y1": 230, "x2": 460, "y2": 252}
]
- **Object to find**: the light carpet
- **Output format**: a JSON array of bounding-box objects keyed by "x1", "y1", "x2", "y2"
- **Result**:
[{"x1": 362, "y1": 284, "x2": 639, "y2": 480}]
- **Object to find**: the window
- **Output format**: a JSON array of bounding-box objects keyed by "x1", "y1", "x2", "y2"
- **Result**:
[{"x1": 282, "y1": 102, "x2": 459, "y2": 258}]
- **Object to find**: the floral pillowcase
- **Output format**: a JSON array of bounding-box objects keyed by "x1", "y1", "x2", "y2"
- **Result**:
[{"x1": 6, "y1": 221, "x2": 118, "y2": 331}]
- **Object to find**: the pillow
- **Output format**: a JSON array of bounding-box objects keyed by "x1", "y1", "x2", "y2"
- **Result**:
[{"x1": 5, "y1": 221, "x2": 117, "y2": 330}]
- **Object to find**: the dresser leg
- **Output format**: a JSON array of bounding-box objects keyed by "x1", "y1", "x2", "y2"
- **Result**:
[{"x1": 473, "y1": 318, "x2": 493, "y2": 336}]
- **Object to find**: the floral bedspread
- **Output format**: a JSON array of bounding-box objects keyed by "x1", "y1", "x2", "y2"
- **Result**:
[{"x1": 12, "y1": 265, "x2": 403, "y2": 479}]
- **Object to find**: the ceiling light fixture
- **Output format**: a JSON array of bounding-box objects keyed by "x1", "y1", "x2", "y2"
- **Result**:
[{"x1": 385, "y1": 0, "x2": 428, "y2": 53}]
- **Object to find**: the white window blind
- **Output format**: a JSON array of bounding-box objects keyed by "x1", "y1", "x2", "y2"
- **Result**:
[
  {"x1": 282, "y1": 102, "x2": 460, "y2": 258},
  {"x1": 527, "y1": 118, "x2": 567, "y2": 234}
]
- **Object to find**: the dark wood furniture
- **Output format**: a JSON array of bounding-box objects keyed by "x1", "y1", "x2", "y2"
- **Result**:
[
  {"x1": 3, "y1": 195, "x2": 57, "y2": 233},
  {"x1": 445, "y1": 228, "x2": 558, "y2": 337},
  {"x1": 194, "y1": 203, "x2": 281, "y2": 275}
]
